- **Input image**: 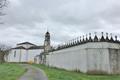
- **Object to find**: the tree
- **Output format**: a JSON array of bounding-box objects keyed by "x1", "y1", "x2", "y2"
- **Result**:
[
  {"x1": 0, "y1": 43, "x2": 11, "y2": 63},
  {"x1": 0, "y1": 0, "x2": 7, "y2": 24},
  {"x1": 0, "y1": 0, "x2": 7, "y2": 14},
  {"x1": 0, "y1": 0, "x2": 7, "y2": 8}
]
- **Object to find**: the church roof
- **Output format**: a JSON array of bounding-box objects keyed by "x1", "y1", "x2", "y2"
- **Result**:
[
  {"x1": 17, "y1": 42, "x2": 36, "y2": 46},
  {"x1": 28, "y1": 46, "x2": 44, "y2": 49},
  {"x1": 12, "y1": 46, "x2": 26, "y2": 49},
  {"x1": 12, "y1": 46, "x2": 44, "y2": 50},
  {"x1": 12, "y1": 42, "x2": 44, "y2": 50}
]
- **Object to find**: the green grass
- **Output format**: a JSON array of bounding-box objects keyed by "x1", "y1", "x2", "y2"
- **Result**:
[
  {"x1": 0, "y1": 63, "x2": 26, "y2": 80},
  {"x1": 34, "y1": 64, "x2": 120, "y2": 80}
]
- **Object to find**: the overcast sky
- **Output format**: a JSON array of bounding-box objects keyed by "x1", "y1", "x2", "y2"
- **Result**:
[{"x1": 0, "y1": 0, "x2": 120, "y2": 46}]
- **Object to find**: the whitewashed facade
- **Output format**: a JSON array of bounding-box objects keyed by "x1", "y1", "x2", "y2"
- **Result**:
[
  {"x1": 7, "y1": 42, "x2": 44, "y2": 63},
  {"x1": 45, "y1": 42, "x2": 120, "y2": 74},
  {"x1": 6, "y1": 31, "x2": 120, "y2": 74}
]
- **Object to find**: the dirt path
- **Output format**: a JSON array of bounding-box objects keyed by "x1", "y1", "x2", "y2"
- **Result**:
[{"x1": 18, "y1": 64, "x2": 48, "y2": 80}]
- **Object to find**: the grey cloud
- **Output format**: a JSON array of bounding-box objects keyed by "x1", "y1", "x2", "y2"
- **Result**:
[
  {"x1": 50, "y1": 0, "x2": 120, "y2": 30},
  {"x1": 0, "y1": 0, "x2": 120, "y2": 46}
]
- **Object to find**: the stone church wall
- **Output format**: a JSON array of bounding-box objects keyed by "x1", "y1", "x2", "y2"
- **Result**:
[
  {"x1": 7, "y1": 49, "x2": 43, "y2": 63},
  {"x1": 46, "y1": 42, "x2": 120, "y2": 74},
  {"x1": 28, "y1": 49, "x2": 43, "y2": 62},
  {"x1": 8, "y1": 49, "x2": 27, "y2": 62},
  {"x1": 109, "y1": 49, "x2": 120, "y2": 74}
]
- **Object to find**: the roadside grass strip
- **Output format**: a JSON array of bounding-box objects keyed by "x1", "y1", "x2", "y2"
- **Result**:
[
  {"x1": 0, "y1": 63, "x2": 26, "y2": 80},
  {"x1": 34, "y1": 64, "x2": 120, "y2": 80}
]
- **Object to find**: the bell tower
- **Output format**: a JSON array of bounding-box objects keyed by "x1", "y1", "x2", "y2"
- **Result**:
[{"x1": 44, "y1": 31, "x2": 51, "y2": 53}]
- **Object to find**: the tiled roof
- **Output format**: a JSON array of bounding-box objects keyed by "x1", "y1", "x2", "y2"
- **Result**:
[
  {"x1": 12, "y1": 46, "x2": 26, "y2": 49},
  {"x1": 17, "y1": 42, "x2": 36, "y2": 46},
  {"x1": 12, "y1": 46, "x2": 44, "y2": 50},
  {"x1": 28, "y1": 46, "x2": 44, "y2": 49}
]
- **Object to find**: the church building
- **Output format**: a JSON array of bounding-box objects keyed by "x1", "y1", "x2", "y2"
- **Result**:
[{"x1": 6, "y1": 31, "x2": 51, "y2": 63}]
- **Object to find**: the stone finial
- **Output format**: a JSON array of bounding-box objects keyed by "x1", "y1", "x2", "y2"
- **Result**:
[
  {"x1": 106, "y1": 33, "x2": 108, "y2": 36},
  {"x1": 86, "y1": 34, "x2": 88, "y2": 42},
  {"x1": 75, "y1": 38, "x2": 77, "y2": 45},
  {"x1": 68, "y1": 42, "x2": 70, "y2": 47},
  {"x1": 67, "y1": 41, "x2": 69, "y2": 47},
  {"x1": 110, "y1": 33, "x2": 114, "y2": 42},
  {"x1": 70, "y1": 40, "x2": 72, "y2": 46},
  {"x1": 66, "y1": 42, "x2": 68, "y2": 48},
  {"x1": 94, "y1": 32, "x2": 98, "y2": 42},
  {"x1": 106, "y1": 33, "x2": 109, "y2": 42},
  {"x1": 89, "y1": 33, "x2": 91, "y2": 36},
  {"x1": 100, "y1": 32, "x2": 105, "y2": 42},
  {"x1": 58, "y1": 45, "x2": 60, "y2": 49},
  {"x1": 69, "y1": 40, "x2": 71, "y2": 46},
  {"x1": 110, "y1": 33, "x2": 113, "y2": 38},
  {"x1": 71, "y1": 39, "x2": 73, "y2": 46},
  {"x1": 77, "y1": 37, "x2": 79, "y2": 45},
  {"x1": 73, "y1": 39, "x2": 75, "y2": 45},
  {"x1": 115, "y1": 35, "x2": 118, "y2": 43},
  {"x1": 71, "y1": 40, "x2": 73, "y2": 46},
  {"x1": 83, "y1": 35, "x2": 85, "y2": 42},
  {"x1": 89, "y1": 33, "x2": 92, "y2": 42},
  {"x1": 80, "y1": 36, "x2": 81, "y2": 42},
  {"x1": 115, "y1": 35, "x2": 117, "y2": 40}
]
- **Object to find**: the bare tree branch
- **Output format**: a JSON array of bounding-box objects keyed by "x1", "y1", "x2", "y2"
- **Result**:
[
  {"x1": 0, "y1": 0, "x2": 7, "y2": 9},
  {"x1": 0, "y1": 1, "x2": 8, "y2": 60},
  {"x1": 0, "y1": 0, "x2": 8, "y2": 24},
  {"x1": 0, "y1": 43, "x2": 11, "y2": 51},
  {"x1": 0, "y1": 43, "x2": 11, "y2": 63}
]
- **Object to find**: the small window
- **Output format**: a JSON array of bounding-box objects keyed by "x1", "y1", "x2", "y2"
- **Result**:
[{"x1": 14, "y1": 51, "x2": 16, "y2": 57}]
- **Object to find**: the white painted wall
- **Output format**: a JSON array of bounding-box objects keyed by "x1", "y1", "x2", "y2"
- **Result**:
[
  {"x1": 46, "y1": 42, "x2": 120, "y2": 74},
  {"x1": 7, "y1": 49, "x2": 43, "y2": 63},
  {"x1": 27, "y1": 49, "x2": 44, "y2": 62},
  {"x1": 8, "y1": 49, "x2": 26, "y2": 62},
  {"x1": 34, "y1": 56, "x2": 40, "y2": 64}
]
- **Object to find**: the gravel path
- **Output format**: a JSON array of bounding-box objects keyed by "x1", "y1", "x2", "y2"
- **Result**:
[{"x1": 18, "y1": 64, "x2": 48, "y2": 80}]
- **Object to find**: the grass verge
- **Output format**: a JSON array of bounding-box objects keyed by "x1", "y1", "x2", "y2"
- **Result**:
[
  {"x1": 0, "y1": 63, "x2": 26, "y2": 80},
  {"x1": 33, "y1": 64, "x2": 120, "y2": 80}
]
